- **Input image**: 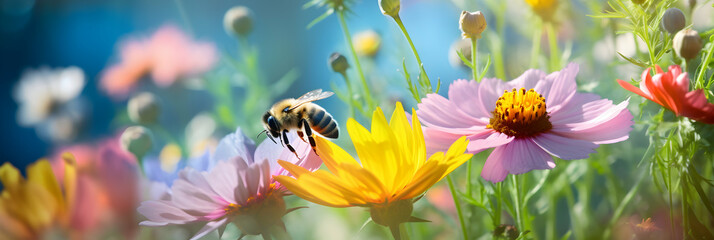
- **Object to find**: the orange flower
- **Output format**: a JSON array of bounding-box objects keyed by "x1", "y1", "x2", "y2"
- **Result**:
[{"x1": 617, "y1": 65, "x2": 714, "y2": 124}]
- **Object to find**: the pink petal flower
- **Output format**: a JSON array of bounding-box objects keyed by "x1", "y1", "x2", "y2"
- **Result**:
[
  {"x1": 138, "y1": 128, "x2": 323, "y2": 238},
  {"x1": 100, "y1": 24, "x2": 217, "y2": 99},
  {"x1": 418, "y1": 63, "x2": 633, "y2": 182}
]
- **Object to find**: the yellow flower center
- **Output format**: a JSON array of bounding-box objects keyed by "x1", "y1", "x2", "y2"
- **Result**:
[{"x1": 487, "y1": 88, "x2": 552, "y2": 137}]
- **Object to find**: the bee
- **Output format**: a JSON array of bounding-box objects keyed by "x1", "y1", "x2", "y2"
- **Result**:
[{"x1": 261, "y1": 89, "x2": 339, "y2": 157}]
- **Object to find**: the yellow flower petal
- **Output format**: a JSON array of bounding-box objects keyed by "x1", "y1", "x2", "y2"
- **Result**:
[
  {"x1": 277, "y1": 160, "x2": 311, "y2": 178},
  {"x1": 61, "y1": 153, "x2": 77, "y2": 215},
  {"x1": 27, "y1": 159, "x2": 64, "y2": 210},
  {"x1": 0, "y1": 162, "x2": 22, "y2": 193},
  {"x1": 346, "y1": 118, "x2": 388, "y2": 184},
  {"x1": 315, "y1": 136, "x2": 359, "y2": 176}
]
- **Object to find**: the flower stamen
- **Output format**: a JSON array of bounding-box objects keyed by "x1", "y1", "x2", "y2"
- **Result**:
[{"x1": 487, "y1": 88, "x2": 552, "y2": 137}]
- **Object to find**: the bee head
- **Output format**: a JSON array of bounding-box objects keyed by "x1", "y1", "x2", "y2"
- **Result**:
[{"x1": 262, "y1": 112, "x2": 281, "y2": 138}]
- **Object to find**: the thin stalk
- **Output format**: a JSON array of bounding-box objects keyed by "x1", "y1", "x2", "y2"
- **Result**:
[
  {"x1": 339, "y1": 72, "x2": 357, "y2": 118},
  {"x1": 471, "y1": 38, "x2": 479, "y2": 81},
  {"x1": 545, "y1": 22, "x2": 560, "y2": 72},
  {"x1": 393, "y1": 15, "x2": 433, "y2": 93},
  {"x1": 696, "y1": 38, "x2": 714, "y2": 88},
  {"x1": 530, "y1": 22, "x2": 543, "y2": 69},
  {"x1": 447, "y1": 175, "x2": 468, "y2": 240},
  {"x1": 510, "y1": 175, "x2": 524, "y2": 232},
  {"x1": 399, "y1": 224, "x2": 410, "y2": 240},
  {"x1": 546, "y1": 192, "x2": 556, "y2": 240},
  {"x1": 337, "y1": 10, "x2": 375, "y2": 111},
  {"x1": 494, "y1": 182, "x2": 502, "y2": 227},
  {"x1": 173, "y1": 0, "x2": 193, "y2": 35},
  {"x1": 466, "y1": 161, "x2": 472, "y2": 198}
]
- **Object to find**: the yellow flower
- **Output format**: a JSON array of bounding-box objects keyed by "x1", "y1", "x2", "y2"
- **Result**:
[
  {"x1": 525, "y1": 0, "x2": 558, "y2": 21},
  {"x1": 0, "y1": 154, "x2": 76, "y2": 239},
  {"x1": 275, "y1": 102, "x2": 472, "y2": 231},
  {"x1": 354, "y1": 30, "x2": 381, "y2": 57}
]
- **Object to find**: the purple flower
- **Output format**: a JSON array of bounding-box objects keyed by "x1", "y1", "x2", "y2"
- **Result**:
[
  {"x1": 137, "y1": 128, "x2": 321, "y2": 239},
  {"x1": 416, "y1": 63, "x2": 633, "y2": 182}
]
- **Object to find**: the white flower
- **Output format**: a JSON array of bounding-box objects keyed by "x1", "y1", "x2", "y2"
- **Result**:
[{"x1": 13, "y1": 66, "x2": 87, "y2": 142}]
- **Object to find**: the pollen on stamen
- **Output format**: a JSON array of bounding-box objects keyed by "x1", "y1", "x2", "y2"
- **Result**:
[{"x1": 486, "y1": 88, "x2": 552, "y2": 137}]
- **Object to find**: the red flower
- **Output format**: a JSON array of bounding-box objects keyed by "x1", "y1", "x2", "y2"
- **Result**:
[{"x1": 618, "y1": 65, "x2": 714, "y2": 124}]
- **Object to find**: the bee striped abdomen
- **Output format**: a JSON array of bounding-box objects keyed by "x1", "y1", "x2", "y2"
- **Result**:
[{"x1": 308, "y1": 105, "x2": 339, "y2": 139}]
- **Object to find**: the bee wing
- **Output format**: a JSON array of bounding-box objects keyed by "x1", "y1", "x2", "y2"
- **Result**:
[{"x1": 289, "y1": 89, "x2": 334, "y2": 110}]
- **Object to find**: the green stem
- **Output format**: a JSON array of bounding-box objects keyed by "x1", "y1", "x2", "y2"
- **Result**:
[
  {"x1": 399, "y1": 224, "x2": 410, "y2": 240},
  {"x1": 337, "y1": 10, "x2": 375, "y2": 111},
  {"x1": 471, "y1": 38, "x2": 479, "y2": 81},
  {"x1": 546, "y1": 192, "x2": 556, "y2": 240},
  {"x1": 510, "y1": 175, "x2": 524, "y2": 233},
  {"x1": 339, "y1": 72, "x2": 357, "y2": 118},
  {"x1": 447, "y1": 175, "x2": 468, "y2": 240},
  {"x1": 530, "y1": 21, "x2": 543, "y2": 69},
  {"x1": 696, "y1": 40, "x2": 714, "y2": 88},
  {"x1": 173, "y1": 0, "x2": 193, "y2": 35},
  {"x1": 545, "y1": 22, "x2": 560, "y2": 71},
  {"x1": 393, "y1": 15, "x2": 433, "y2": 93},
  {"x1": 466, "y1": 161, "x2": 472, "y2": 198},
  {"x1": 494, "y1": 182, "x2": 502, "y2": 228}
]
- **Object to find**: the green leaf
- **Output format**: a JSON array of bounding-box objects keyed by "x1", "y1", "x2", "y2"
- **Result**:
[
  {"x1": 617, "y1": 52, "x2": 649, "y2": 68},
  {"x1": 456, "y1": 50, "x2": 473, "y2": 68},
  {"x1": 478, "y1": 54, "x2": 492, "y2": 81},
  {"x1": 307, "y1": 9, "x2": 334, "y2": 29}
]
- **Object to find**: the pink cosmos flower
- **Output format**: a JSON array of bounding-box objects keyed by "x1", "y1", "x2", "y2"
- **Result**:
[
  {"x1": 100, "y1": 24, "x2": 217, "y2": 98},
  {"x1": 138, "y1": 128, "x2": 321, "y2": 239},
  {"x1": 50, "y1": 137, "x2": 140, "y2": 238},
  {"x1": 617, "y1": 65, "x2": 714, "y2": 124},
  {"x1": 417, "y1": 63, "x2": 633, "y2": 182}
]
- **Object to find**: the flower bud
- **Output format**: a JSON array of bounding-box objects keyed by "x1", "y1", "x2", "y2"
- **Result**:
[
  {"x1": 354, "y1": 30, "x2": 381, "y2": 57},
  {"x1": 661, "y1": 8, "x2": 685, "y2": 34},
  {"x1": 120, "y1": 126, "x2": 153, "y2": 159},
  {"x1": 379, "y1": 0, "x2": 400, "y2": 18},
  {"x1": 673, "y1": 29, "x2": 702, "y2": 60},
  {"x1": 329, "y1": 52, "x2": 350, "y2": 74},
  {"x1": 128, "y1": 92, "x2": 160, "y2": 124},
  {"x1": 224, "y1": 6, "x2": 253, "y2": 37},
  {"x1": 459, "y1": 11, "x2": 487, "y2": 39},
  {"x1": 525, "y1": 0, "x2": 558, "y2": 21}
]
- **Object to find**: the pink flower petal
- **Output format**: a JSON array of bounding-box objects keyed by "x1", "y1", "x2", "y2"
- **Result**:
[
  {"x1": 418, "y1": 93, "x2": 486, "y2": 128},
  {"x1": 170, "y1": 177, "x2": 224, "y2": 214},
  {"x1": 480, "y1": 145, "x2": 509, "y2": 183},
  {"x1": 466, "y1": 131, "x2": 513, "y2": 153},
  {"x1": 477, "y1": 77, "x2": 509, "y2": 115},
  {"x1": 501, "y1": 138, "x2": 555, "y2": 175},
  {"x1": 423, "y1": 127, "x2": 494, "y2": 155},
  {"x1": 448, "y1": 79, "x2": 491, "y2": 119},
  {"x1": 540, "y1": 63, "x2": 578, "y2": 113},
  {"x1": 204, "y1": 161, "x2": 239, "y2": 204},
  {"x1": 531, "y1": 133, "x2": 598, "y2": 160},
  {"x1": 552, "y1": 99, "x2": 633, "y2": 144},
  {"x1": 189, "y1": 218, "x2": 229, "y2": 240},
  {"x1": 138, "y1": 200, "x2": 199, "y2": 226},
  {"x1": 506, "y1": 68, "x2": 547, "y2": 91}
]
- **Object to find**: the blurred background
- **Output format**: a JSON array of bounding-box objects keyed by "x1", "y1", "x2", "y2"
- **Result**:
[{"x1": 0, "y1": 0, "x2": 477, "y2": 169}]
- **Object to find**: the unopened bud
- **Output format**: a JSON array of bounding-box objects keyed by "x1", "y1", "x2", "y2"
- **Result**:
[
  {"x1": 329, "y1": 52, "x2": 350, "y2": 74},
  {"x1": 661, "y1": 8, "x2": 685, "y2": 34},
  {"x1": 673, "y1": 29, "x2": 702, "y2": 60},
  {"x1": 128, "y1": 92, "x2": 160, "y2": 124},
  {"x1": 525, "y1": 0, "x2": 558, "y2": 21},
  {"x1": 460, "y1": 11, "x2": 487, "y2": 39},
  {"x1": 224, "y1": 6, "x2": 253, "y2": 37},
  {"x1": 120, "y1": 126, "x2": 153, "y2": 159},
  {"x1": 379, "y1": 0, "x2": 401, "y2": 18}
]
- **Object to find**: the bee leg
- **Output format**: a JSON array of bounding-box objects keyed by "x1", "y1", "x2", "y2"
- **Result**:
[
  {"x1": 301, "y1": 119, "x2": 318, "y2": 155},
  {"x1": 282, "y1": 129, "x2": 300, "y2": 159},
  {"x1": 296, "y1": 130, "x2": 308, "y2": 143}
]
